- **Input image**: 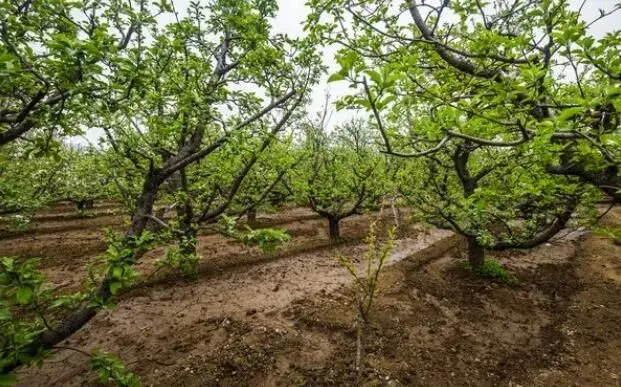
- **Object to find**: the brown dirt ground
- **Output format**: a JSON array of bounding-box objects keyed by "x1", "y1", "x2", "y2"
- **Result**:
[{"x1": 5, "y1": 204, "x2": 621, "y2": 386}]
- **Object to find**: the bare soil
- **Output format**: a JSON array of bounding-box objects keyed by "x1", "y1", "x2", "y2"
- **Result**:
[{"x1": 5, "y1": 203, "x2": 621, "y2": 386}]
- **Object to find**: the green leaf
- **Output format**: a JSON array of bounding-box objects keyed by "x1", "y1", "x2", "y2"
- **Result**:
[
  {"x1": 556, "y1": 107, "x2": 583, "y2": 122},
  {"x1": 327, "y1": 72, "x2": 346, "y2": 83},
  {"x1": 376, "y1": 95, "x2": 396, "y2": 110},
  {"x1": 16, "y1": 287, "x2": 34, "y2": 304},
  {"x1": 109, "y1": 282, "x2": 122, "y2": 295},
  {"x1": 365, "y1": 69, "x2": 382, "y2": 86},
  {"x1": 111, "y1": 266, "x2": 123, "y2": 279}
]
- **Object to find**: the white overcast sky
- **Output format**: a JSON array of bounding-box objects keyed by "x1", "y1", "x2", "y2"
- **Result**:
[{"x1": 76, "y1": 0, "x2": 621, "y2": 145}]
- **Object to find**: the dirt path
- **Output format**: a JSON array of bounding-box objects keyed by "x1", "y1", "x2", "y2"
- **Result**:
[{"x1": 528, "y1": 209, "x2": 621, "y2": 386}]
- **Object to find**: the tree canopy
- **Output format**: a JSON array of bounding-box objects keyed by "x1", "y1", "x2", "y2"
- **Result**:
[{"x1": 1, "y1": 0, "x2": 620, "y2": 383}]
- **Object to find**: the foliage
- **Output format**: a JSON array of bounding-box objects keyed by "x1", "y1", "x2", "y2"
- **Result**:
[
  {"x1": 293, "y1": 117, "x2": 387, "y2": 238},
  {"x1": 0, "y1": 145, "x2": 64, "y2": 214},
  {"x1": 309, "y1": 0, "x2": 621, "y2": 187},
  {"x1": 0, "y1": 258, "x2": 47, "y2": 306},
  {"x1": 2, "y1": 0, "x2": 620, "y2": 382},
  {"x1": 0, "y1": 0, "x2": 166, "y2": 146},
  {"x1": 0, "y1": 0, "x2": 324, "y2": 379},
  {"x1": 337, "y1": 223, "x2": 396, "y2": 323},
  {"x1": 240, "y1": 227, "x2": 291, "y2": 255},
  {"x1": 218, "y1": 215, "x2": 240, "y2": 239},
  {"x1": 156, "y1": 235, "x2": 201, "y2": 279},
  {"x1": 397, "y1": 144, "x2": 592, "y2": 248},
  {"x1": 460, "y1": 259, "x2": 518, "y2": 285},
  {"x1": 0, "y1": 228, "x2": 156, "y2": 378},
  {"x1": 90, "y1": 352, "x2": 140, "y2": 387},
  {"x1": 89, "y1": 231, "x2": 156, "y2": 300},
  {"x1": 218, "y1": 215, "x2": 290, "y2": 254},
  {"x1": 0, "y1": 214, "x2": 31, "y2": 233},
  {"x1": 594, "y1": 226, "x2": 621, "y2": 245},
  {"x1": 0, "y1": 373, "x2": 16, "y2": 387},
  {"x1": 306, "y1": 0, "x2": 619, "y2": 263},
  {"x1": 0, "y1": 257, "x2": 49, "y2": 377},
  {"x1": 57, "y1": 148, "x2": 112, "y2": 211},
  {"x1": 229, "y1": 139, "x2": 299, "y2": 215}
]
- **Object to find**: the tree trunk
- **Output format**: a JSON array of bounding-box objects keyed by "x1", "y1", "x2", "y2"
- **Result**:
[
  {"x1": 177, "y1": 208, "x2": 197, "y2": 258},
  {"x1": 126, "y1": 173, "x2": 160, "y2": 238},
  {"x1": 76, "y1": 199, "x2": 94, "y2": 212},
  {"x1": 329, "y1": 216, "x2": 340, "y2": 240},
  {"x1": 467, "y1": 237, "x2": 485, "y2": 269},
  {"x1": 247, "y1": 209, "x2": 257, "y2": 226}
]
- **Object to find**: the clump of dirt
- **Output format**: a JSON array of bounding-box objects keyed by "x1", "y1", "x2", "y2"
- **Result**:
[{"x1": 149, "y1": 317, "x2": 302, "y2": 387}]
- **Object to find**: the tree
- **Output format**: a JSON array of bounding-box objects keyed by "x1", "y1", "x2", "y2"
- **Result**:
[
  {"x1": 0, "y1": 0, "x2": 147, "y2": 148},
  {"x1": 294, "y1": 118, "x2": 386, "y2": 240},
  {"x1": 230, "y1": 138, "x2": 300, "y2": 227},
  {"x1": 1, "y1": 0, "x2": 320, "y2": 377},
  {"x1": 0, "y1": 144, "x2": 63, "y2": 216},
  {"x1": 159, "y1": 125, "x2": 304, "y2": 278},
  {"x1": 398, "y1": 140, "x2": 591, "y2": 268},
  {"x1": 57, "y1": 147, "x2": 111, "y2": 213},
  {"x1": 306, "y1": 0, "x2": 619, "y2": 265},
  {"x1": 307, "y1": 0, "x2": 620, "y2": 202}
]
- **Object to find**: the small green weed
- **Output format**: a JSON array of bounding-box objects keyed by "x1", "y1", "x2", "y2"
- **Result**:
[
  {"x1": 594, "y1": 226, "x2": 621, "y2": 245},
  {"x1": 460, "y1": 259, "x2": 518, "y2": 285},
  {"x1": 90, "y1": 352, "x2": 140, "y2": 387},
  {"x1": 2, "y1": 214, "x2": 31, "y2": 233},
  {"x1": 76, "y1": 209, "x2": 95, "y2": 219}
]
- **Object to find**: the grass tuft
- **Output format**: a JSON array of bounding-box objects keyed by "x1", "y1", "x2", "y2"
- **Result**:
[{"x1": 460, "y1": 259, "x2": 518, "y2": 285}]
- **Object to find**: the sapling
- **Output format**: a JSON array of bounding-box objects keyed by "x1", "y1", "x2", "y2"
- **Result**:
[{"x1": 336, "y1": 222, "x2": 396, "y2": 379}]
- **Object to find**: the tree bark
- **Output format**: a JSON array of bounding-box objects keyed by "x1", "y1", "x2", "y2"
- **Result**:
[
  {"x1": 548, "y1": 163, "x2": 621, "y2": 203},
  {"x1": 328, "y1": 216, "x2": 340, "y2": 240},
  {"x1": 247, "y1": 209, "x2": 257, "y2": 227},
  {"x1": 147, "y1": 206, "x2": 167, "y2": 233},
  {"x1": 126, "y1": 177, "x2": 160, "y2": 237},
  {"x1": 467, "y1": 237, "x2": 485, "y2": 269},
  {"x1": 491, "y1": 202, "x2": 577, "y2": 250},
  {"x1": 173, "y1": 168, "x2": 198, "y2": 256},
  {"x1": 76, "y1": 199, "x2": 94, "y2": 212}
]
